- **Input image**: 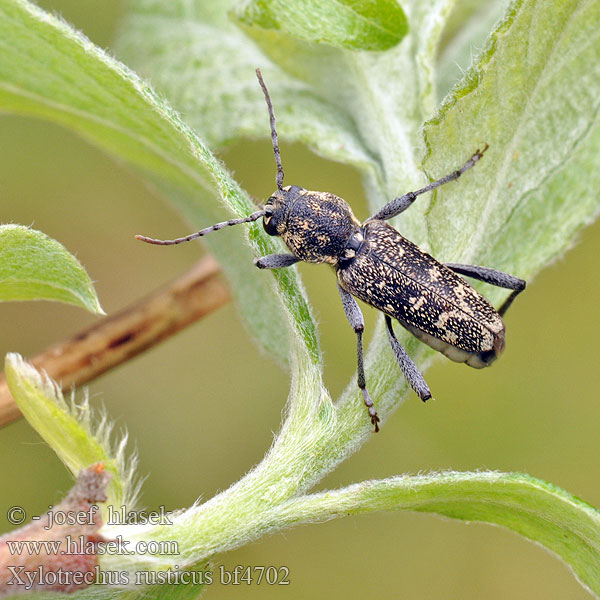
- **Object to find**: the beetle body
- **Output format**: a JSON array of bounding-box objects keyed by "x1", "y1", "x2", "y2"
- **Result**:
[
  {"x1": 336, "y1": 219, "x2": 505, "y2": 369},
  {"x1": 266, "y1": 186, "x2": 506, "y2": 370}
]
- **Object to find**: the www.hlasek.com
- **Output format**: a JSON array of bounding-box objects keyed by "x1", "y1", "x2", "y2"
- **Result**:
[{"x1": 3, "y1": 534, "x2": 177, "y2": 557}]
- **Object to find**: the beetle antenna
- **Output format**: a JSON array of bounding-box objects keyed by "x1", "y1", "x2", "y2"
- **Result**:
[
  {"x1": 135, "y1": 210, "x2": 266, "y2": 245},
  {"x1": 256, "y1": 68, "x2": 284, "y2": 191}
]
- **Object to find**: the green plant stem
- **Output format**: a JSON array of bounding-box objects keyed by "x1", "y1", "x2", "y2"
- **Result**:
[{"x1": 104, "y1": 471, "x2": 600, "y2": 596}]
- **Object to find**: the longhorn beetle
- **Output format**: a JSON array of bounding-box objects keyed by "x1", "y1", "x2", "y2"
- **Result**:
[{"x1": 136, "y1": 68, "x2": 526, "y2": 432}]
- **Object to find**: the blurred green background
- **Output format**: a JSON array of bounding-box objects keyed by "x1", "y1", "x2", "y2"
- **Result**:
[{"x1": 1, "y1": 2, "x2": 600, "y2": 598}]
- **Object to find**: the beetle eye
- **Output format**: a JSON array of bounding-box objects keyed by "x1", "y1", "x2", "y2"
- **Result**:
[{"x1": 263, "y1": 214, "x2": 279, "y2": 236}]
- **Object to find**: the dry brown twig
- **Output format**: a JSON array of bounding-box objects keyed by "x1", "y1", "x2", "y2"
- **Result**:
[{"x1": 0, "y1": 256, "x2": 230, "y2": 428}]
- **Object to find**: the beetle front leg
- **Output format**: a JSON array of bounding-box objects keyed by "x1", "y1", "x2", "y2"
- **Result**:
[
  {"x1": 385, "y1": 316, "x2": 432, "y2": 402},
  {"x1": 337, "y1": 284, "x2": 380, "y2": 432},
  {"x1": 444, "y1": 263, "x2": 526, "y2": 317},
  {"x1": 254, "y1": 254, "x2": 300, "y2": 269},
  {"x1": 368, "y1": 145, "x2": 489, "y2": 222}
]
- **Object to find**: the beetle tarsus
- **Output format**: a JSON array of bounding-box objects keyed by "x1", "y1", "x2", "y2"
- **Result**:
[
  {"x1": 361, "y1": 388, "x2": 380, "y2": 433},
  {"x1": 371, "y1": 414, "x2": 380, "y2": 433}
]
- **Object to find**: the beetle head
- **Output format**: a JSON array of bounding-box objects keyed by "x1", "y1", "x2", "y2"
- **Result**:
[{"x1": 263, "y1": 185, "x2": 304, "y2": 236}]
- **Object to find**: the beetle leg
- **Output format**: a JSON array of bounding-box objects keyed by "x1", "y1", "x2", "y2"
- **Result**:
[
  {"x1": 337, "y1": 285, "x2": 380, "y2": 432},
  {"x1": 385, "y1": 316, "x2": 432, "y2": 402},
  {"x1": 254, "y1": 254, "x2": 300, "y2": 269},
  {"x1": 444, "y1": 263, "x2": 526, "y2": 317},
  {"x1": 367, "y1": 145, "x2": 489, "y2": 222}
]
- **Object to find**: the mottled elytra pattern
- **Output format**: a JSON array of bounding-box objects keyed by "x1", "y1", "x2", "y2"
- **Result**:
[
  {"x1": 337, "y1": 221, "x2": 504, "y2": 355},
  {"x1": 136, "y1": 69, "x2": 527, "y2": 432}
]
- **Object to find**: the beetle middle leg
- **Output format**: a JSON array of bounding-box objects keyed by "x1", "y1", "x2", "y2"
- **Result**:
[
  {"x1": 368, "y1": 145, "x2": 489, "y2": 222},
  {"x1": 444, "y1": 263, "x2": 526, "y2": 317},
  {"x1": 385, "y1": 316, "x2": 432, "y2": 402},
  {"x1": 254, "y1": 254, "x2": 300, "y2": 269},
  {"x1": 337, "y1": 284, "x2": 380, "y2": 432}
]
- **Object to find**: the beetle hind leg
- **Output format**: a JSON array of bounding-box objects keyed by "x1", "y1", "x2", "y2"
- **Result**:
[
  {"x1": 444, "y1": 263, "x2": 526, "y2": 317},
  {"x1": 385, "y1": 316, "x2": 432, "y2": 402},
  {"x1": 337, "y1": 285, "x2": 380, "y2": 432},
  {"x1": 357, "y1": 332, "x2": 380, "y2": 432}
]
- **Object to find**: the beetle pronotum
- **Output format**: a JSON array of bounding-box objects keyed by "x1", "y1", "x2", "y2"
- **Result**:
[{"x1": 137, "y1": 69, "x2": 526, "y2": 432}]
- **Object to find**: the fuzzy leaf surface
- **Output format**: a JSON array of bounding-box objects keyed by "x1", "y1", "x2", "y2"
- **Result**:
[
  {"x1": 268, "y1": 472, "x2": 600, "y2": 597},
  {"x1": 423, "y1": 0, "x2": 600, "y2": 289},
  {"x1": 234, "y1": 0, "x2": 408, "y2": 51},
  {"x1": 0, "y1": 225, "x2": 103, "y2": 314},
  {"x1": 4, "y1": 354, "x2": 139, "y2": 510}
]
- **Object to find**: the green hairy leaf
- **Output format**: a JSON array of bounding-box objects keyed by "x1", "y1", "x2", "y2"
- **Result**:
[
  {"x1": 115, "y1": 0, "x2": 377, "y2": 174},
  {"x1": 269, "y1": 472, "x2": 600, "y2": 596},
  {"x1": 0, "y1": 224, "x2": 103, "y2": 314},
  {"x1": 436, "y1": 0, "x2": 509, "y2": 99},
  {"x1": 4, "y1": 353, "x2": 140, "y2": 510},
  {"x1": 423, "y1": 0, "x2": 600, "y2": 292},
  {"x1": 234, "y1": 0, "x2": 408, "y2": 51}
]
